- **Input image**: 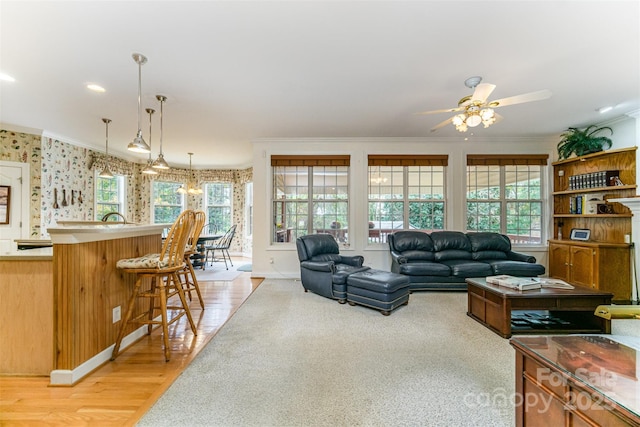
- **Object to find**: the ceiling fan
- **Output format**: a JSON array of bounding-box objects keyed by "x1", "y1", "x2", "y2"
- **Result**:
[{"x1": 416, "y1": 76, "x2": 552, "y2": 133}]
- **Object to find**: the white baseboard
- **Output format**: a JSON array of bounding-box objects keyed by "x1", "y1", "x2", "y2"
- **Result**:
[{"x1": 49, "y1": 324, "x2": 150, "y2": 385}]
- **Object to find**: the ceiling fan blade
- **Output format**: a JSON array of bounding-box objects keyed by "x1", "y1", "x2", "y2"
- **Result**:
[
  {"x1": 430, "y1": 117, "x2": 454, "y2": 132},
  {"x1": 471, "y1": 83, "x2": 496, "y2": 104},
  {"x1": 415, "y1": 106, "x2": 463, "y2": 115},
  {"x1": 489, "y1": 89, "x2": 552, "y2": 108}
]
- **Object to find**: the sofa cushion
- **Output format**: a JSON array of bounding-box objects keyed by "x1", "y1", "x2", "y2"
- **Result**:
[
  {"x1": 391, "y1": 231, "x2": 435, "y2": 252},
  {"x1": 397, "y1": 262, "x2": 451, "y2": 277},
  {"x1": 431, "y1": 231, "x2": 471, "y2": 252},
  {"x1": 486, "y1": 260, "x2": 546, "y2": 277},
  {"x1": 467, "y1": 232, "x2": 512, "y2": 252},
  {"x1": 401, "y1": 250, "x2": 435, "y2": 262},
  {"x1": 297, "y1": 234, "x2": 339, "y2": 261},
  {"x1": 471, "y1": 250, "x2": 508, "y2": 261},
  {"x1": 440, "y1": 260, "x2": 494, "y2": 278},
  {"x1": 435, "y1": 250, "x2": 472, "y2": 261}
]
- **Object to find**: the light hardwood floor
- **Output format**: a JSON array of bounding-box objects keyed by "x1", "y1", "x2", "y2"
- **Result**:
[{"x1": 0, "y1": 259, "x2": 262, "y2": 426}]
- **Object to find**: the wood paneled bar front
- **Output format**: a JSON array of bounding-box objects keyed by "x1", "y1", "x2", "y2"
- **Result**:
[{"x1": 47, "y1": 223, "x2": 168, "y2": 385}]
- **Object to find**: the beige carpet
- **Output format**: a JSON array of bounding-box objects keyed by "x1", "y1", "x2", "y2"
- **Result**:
[{"x1": 138, "y1": 279, "x2": 516, "y2": 426}]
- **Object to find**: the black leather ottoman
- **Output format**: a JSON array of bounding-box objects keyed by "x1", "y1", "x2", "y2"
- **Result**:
[{"x1": 346, "y1": 269, "x2": 410, "y2": 315}]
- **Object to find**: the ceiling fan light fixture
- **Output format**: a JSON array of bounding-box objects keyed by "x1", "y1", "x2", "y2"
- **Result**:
[
  {"x1": 480, "y1": 108, "x2": 494, "y2": 120},
  {"x1": 452, "y1": 114, "x2": 465, "y2": 126},
  {"x1": 466, "y1": 114, "x2": 482, "y2": 128}
]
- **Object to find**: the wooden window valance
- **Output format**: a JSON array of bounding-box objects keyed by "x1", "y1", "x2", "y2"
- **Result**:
[
  {"x1": 271, "y1": 155, "x2": 350, "y2": 166},
  {"x1": 368, "y1": 155, "x2": 448, "y2": 167},
  {"x1": 466, "y1": 154, "x2": 549, "y2": 166}
]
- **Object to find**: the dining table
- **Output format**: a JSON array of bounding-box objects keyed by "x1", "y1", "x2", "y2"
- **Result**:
[{"x1": 194, "y1": 234, "x2": 222, "y2": 269}]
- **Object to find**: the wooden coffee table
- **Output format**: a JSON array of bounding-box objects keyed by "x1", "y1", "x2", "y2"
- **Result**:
[{"x1": 465, "y1": 278, "x2": 612, "y2": 338}]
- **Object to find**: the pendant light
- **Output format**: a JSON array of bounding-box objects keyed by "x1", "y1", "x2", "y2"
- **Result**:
[
  {"x1": 127, "y1": 53, "x2": 151, "y2": 153},
  {"x1": 177, "y1": 153, "x2": 203, "y2": 195},
  {"x1": 142, "y1": 108, "x2": 158, "y2": 175},
  {"x1": 151, "y1": 95, "x2": 170, "y2": 169},
  {"x1": 99, "y1": 118, "x2": 114, "y2": 178}
]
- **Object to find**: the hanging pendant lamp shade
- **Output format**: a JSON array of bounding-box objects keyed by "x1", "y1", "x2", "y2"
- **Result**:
[
  {"x1": 127, "y1": 53, "x2": 151, "y2": 153},
  {"x1": 99, "y1": 118, "x2": 114, "y2": 178},
  {"x1": 177, "y1": 153, "x2": 203, "y2": 195},
  {"x1": 142, "y1": 108, "x2": 158, "y2": 175},
  {"x1": 152, "y1": 95, "x2": 170, "y2": 169}
]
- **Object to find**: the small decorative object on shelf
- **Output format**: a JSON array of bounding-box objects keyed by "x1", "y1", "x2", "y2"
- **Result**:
[{"x1": 330, "y1": 221, "x2": 341, "y2": 229}]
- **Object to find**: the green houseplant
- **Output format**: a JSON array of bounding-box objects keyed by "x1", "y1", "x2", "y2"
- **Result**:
[{"x1": 557, "y1": 125, "x2": 613, "y2": 160}]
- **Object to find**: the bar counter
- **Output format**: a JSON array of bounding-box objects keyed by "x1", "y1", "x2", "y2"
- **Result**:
[{"x1": 1, "y1": 223, "x2": 169, "y2": 384}]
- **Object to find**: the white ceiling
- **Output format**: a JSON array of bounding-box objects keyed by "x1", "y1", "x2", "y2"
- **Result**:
[{"x1": 1, "y1": 1, "x2": 639, "y2": 169}]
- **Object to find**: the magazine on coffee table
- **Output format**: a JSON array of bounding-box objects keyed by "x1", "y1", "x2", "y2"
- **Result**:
[
  {"x1": 486, "y1": 275, "x2": 541, "y2": 291},
  {"x1": 535, "y1": 278, "x2": 575, "y2": 289}
]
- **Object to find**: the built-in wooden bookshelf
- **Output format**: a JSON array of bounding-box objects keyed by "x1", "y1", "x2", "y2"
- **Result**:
[{"x1": 549, "y1": 146, "x2": 636, "y2": 302}]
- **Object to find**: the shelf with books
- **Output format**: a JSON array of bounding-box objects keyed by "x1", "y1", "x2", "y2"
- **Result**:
[{"x1": 550, "y1": 147, "x2": 635, "y2": 303}]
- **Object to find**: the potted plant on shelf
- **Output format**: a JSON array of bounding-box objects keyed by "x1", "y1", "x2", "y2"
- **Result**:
[{"x1": 557, "y1": 125, "x2": 613, "y2": 160}]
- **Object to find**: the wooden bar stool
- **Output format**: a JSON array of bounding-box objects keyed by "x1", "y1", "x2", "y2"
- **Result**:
[
  {"x1": 111, "y1": 210, "x2": 197, "y2": 362},
  {"x1": 177, "y1": 210, "x2": 206, "y2": 308}
]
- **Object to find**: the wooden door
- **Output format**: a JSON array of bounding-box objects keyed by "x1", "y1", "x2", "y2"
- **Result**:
[
  {"x1": 549, "y1": 243, "x2": 571, "y2": 281},
  {"x1": 570, "y1": 245, "x2": 596, "y2": 289}
]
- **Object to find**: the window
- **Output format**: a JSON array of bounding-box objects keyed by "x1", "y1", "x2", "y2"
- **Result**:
[
  {"x1": 152, "y1": 181, "x2": 184, "y2": 224},
  {"x1": 245, "y1": 182, "x2": 253, "y2": 237},
  {"x1": 466, "y1": 154, "x2": 548, "y2": 244},
  {"x1": 368, "y1": 155, "x2": 447, "y2": 243},
  {"x1": 272, "y1": 155, "x2": 349, "y2": 244},
  {"x1": 95, "y1": 174, "x2": 125, "y2": 219},
  {"x1": 205, "y1": 183, "x2": 232, "y2": 233}
]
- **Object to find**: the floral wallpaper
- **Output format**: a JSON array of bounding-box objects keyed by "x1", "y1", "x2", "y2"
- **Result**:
[
  {"x1": 40, "y1": 137, "x2": 95, "y2": 234},
  {"x1": 1, "y1": 128, "x2": 253, "y2": 255},
  {"x1": 0, "y1": 129, "x2": 42, "y2": 237}
]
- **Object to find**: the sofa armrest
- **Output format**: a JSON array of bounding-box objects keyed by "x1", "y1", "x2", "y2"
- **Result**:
[
  {"x1": 300, "y1": 260, "x2": 336, "y2": 273},
  {"x1": 389, "y1": 250, "x2": 408, "y2": 264},
  {"x1": 340, "y1": 255, "x2": 365, "y2": 267},
  {"x1": 506, "y1": 251, "x2": 536, "y2": 263}
]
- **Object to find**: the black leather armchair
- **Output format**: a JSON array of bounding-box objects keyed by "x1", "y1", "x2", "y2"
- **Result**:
[{"x1": 296, "y1": 234, "x2": 369, "y2": 303}]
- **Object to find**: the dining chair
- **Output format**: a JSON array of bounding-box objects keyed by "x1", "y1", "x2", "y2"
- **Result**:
[
  {"x1": 205, "y1": 224, "x2": 237, "y2": 270},
  {"x1": 111, "y1": 209, "x2": 197, "y2": 362},
  {"x1": 198, "y1": 223, "x2": 220, "y2": 270},
  {"x1": 177, "y1": 210, "x2": 206, "y2": 308}
]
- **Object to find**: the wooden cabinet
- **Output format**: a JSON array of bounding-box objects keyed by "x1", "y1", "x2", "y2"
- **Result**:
[
  {"x1": 550, "y1": 147, "x2": 635, "y2": 303},
  {"x1": 548, "y1": 240, "x2": 630, "y2": 301},
  {"x1": 511, "y1": 335, "x2": 640, "y2": 427}
]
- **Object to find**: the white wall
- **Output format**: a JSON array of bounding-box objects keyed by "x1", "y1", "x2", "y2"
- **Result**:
[{"x1": 251, "y1": 136, "x2": 559, "y2": 279}]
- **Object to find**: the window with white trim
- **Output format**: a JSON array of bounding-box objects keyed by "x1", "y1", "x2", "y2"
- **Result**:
[
  {"x1": 466, "y1": 154, "x2": 548, "y2": 244},
  {"x1": 367, "y1": 155, "x2": 447, "y2": 243},
  {"x1": 152, "y1": 181, "x2": 184, "y2": 224},
  {"x1": 95, "y1": 174, "x2": 126, "y2": 219},
  {"x1": 272, "y1": 155, "x2": 349, "y2": 244},
  {"x1": 205, "y1": 182, "x2": 232, "y2": 233}
]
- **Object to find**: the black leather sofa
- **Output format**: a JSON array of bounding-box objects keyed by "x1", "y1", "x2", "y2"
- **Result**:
[{"x1": 388, "y1": 231, "x2": 545, "y2": 291}]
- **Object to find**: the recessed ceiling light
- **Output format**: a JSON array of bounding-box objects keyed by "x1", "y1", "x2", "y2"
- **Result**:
[
  {"x1": 0, "y1": 73, "x2": 16, "y2": 82},
  {"x1": 87, "y1": 83, "x2": 106, "y2": 93},
  {"x1": 597, "y1": 106, "x2": 613, "y2": 114}
]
